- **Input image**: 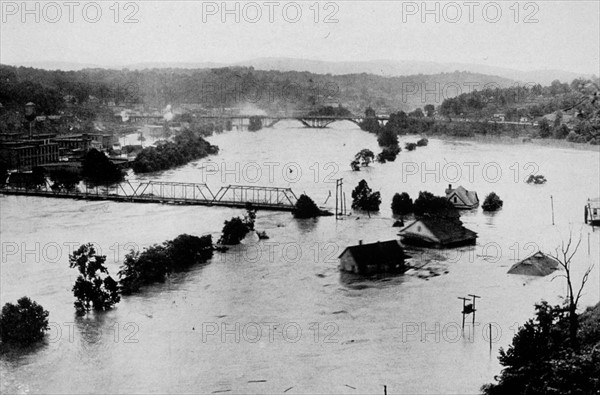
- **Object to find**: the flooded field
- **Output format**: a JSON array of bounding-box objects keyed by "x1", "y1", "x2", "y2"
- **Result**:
[{"x1": 2, "y1": 121, "x2": 599, "y2": 394}]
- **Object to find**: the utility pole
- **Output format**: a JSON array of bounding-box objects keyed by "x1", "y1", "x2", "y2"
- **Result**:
[
  {"x1": 335, "y1": 178, "x2": 343, "y2": 220},
  {"x1": 550, "y1": 195, "x2": 555, "y2": 225},
  {"x1": 468, "y1": 294, "x2": 480, "y2": 328},
  {"x1": 458, "y1": 294, "x2": 481, "y2": 331},
  {"x1": 458, "y1": 297, "x2": 469, "y2": 330}
]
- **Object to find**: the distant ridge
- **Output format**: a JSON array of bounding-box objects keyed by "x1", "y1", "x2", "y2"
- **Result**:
[
  {"x1": 8, "y1": 61, "x2": 106, "y2": 71},
  {"x1": 7, "y1": 57, "x2": 594, "y2": 85},
  {"x1": 231, "y1": 57, "x2": 594, "y2": 86}
]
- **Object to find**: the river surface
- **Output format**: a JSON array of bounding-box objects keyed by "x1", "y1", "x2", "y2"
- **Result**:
[{"x1": 1, "y1": 121, "x2": 599, "y2": 394}]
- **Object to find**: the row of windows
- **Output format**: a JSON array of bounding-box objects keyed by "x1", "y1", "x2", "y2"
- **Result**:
[{"x1": 15, "y1": 146, "x2": 60, "y2": 167}]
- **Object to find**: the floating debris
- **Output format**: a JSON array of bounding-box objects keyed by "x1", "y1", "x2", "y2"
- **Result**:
[
  {"x1": 257, "y1": 231, "x2": 269, "y2": 240},
  {"x1": 526, "y1": 174, "x2": 547, "y2": 184}
]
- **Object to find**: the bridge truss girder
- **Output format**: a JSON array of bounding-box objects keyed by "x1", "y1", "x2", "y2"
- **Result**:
[{"x1": 212, "y1": 185, "x2": 298, "y2": 207}]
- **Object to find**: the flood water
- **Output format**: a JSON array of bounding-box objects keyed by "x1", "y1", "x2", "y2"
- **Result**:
[{"x1": 1, "y1": 121, "x2": 599, "y2": 394}]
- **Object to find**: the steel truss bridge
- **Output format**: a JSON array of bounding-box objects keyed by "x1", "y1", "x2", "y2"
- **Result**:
[
  {"x1": 0, "y1": 181, "x2": 299, "y2": 211},
  {"x1": 195, "y1": 115, "x2": 389, "y2": 129}
]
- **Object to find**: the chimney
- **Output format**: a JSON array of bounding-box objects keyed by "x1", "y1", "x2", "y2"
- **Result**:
[
  {"x1": 448, "y1": 184, "x2": 452, "y2": 190},
  {"x1": 359, "y1": 240, "x2": 363, "y2": 245}
]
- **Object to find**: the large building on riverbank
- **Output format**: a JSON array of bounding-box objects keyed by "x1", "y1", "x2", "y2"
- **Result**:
[
  {"x1": 0, "y1": 137, "x2": 60, "y2": 170},
  {"x1": 0, "y1": 132, "x2": 116, "y2": 169}
]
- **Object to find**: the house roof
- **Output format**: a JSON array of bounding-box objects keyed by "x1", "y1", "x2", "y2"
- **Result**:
[
  {"x1": 399, "y1": 218, "x2": 477, "y2": 244},
  {"x1": 339, "y1": 240, "x2": 407, "y2": 264},
  {"x1": 447, "y1": 185, "x2": 479, "y2": 206},
  {"x1": 507, "y1": 251, "x2": 559, "y2": 276},
  {"x1": 588, "y1": 198, "x2": 600, "y2": 209}
]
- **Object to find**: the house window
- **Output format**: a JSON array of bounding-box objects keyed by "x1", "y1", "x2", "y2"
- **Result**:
[
  {"x1": 417, "y1": 226, "x2": 421, "y2": 232},
  {"x1": 594, "y1": 209, "x2": 598, "y2": 216},
  {"x1": 453, "y1": 197, "x2": 457, "y2": 203}
]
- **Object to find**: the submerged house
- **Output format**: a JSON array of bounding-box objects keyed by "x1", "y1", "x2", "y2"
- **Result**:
[
  {"x1": 339, "y1": 240, "x2": 409, "y2": 275},
  {"x1": 445, "y1": 184, "x2": 479, "y2": 209},
  {"x1": 398, "y1": 218, "x2": 477, "y2": 248},
  {"x1": 507, "y1": 251, "x2": 559, "y2": 276},
  {"x1": 585, "y1": 198, "x2": 600, "y2": 226}
]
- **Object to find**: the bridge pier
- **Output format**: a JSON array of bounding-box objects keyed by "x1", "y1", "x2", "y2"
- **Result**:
[{"x1": 297, "y1": 118, "x2": 335, "y2": 128}]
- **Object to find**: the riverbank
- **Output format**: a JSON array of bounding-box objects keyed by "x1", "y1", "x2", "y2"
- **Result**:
[{"x1": 431, "y1": 133, "x2": 600, "y2": 152}]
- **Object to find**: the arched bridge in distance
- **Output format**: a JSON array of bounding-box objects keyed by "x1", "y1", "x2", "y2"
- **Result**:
[
  {"x1": 0, "y1": 181, "x2": 299, "y2": 212},
  {"x1": 194, "y1": 114, "x2": 390, "y2": 129}
]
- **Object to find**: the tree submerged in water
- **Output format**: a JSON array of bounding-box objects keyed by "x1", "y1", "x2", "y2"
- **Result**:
[
  {"x1": 132, "y1": 129, "x2": 219, "y2": 173},
  {"x1": 218, "y1": 217, "x2": 251, "y2": 245},
  {"x1": 292, "y1": 194, "x2": 322, "y2": 219},
  {"x1": 82, "y1": 149, "x2": 124, "y2": 185},
  {"x1": 391, "y1": 192, "x2": 413, "y2": 216},
  {"x1": 404, "y1": 142, "x2": 417, "y2": 151},
  {"x1": 118, "y1": 234, "x2": 214, "y2": 295},
  {"x1": 359, "y1": 107, "x2": 382, "y2": 134},
  {"x1": 377, "y1": 128, "x2": 399, "y2": 148},
  {"x1": 416, "y1": 138, "x2": 429, "y2": 146},
  {"x1": 69, "y1": 244, "x2": 120, "y2": 315},
  {"x1": 351, "y1": 180, "x2": 381, "y2": 212},
  {"x1": 353, "y1": 149, "x2": 375, "y2": 168},
  {"x1": 377, "y1": 145, "x2": 401, "y2": 163},
  {"x1": 248, "y1": 116, "x2": 263, "y2": 131},
  {"x1": 218, "y1": 206, "x2": 257, "y2": 245},
  {"x1": 413, "y1": 191, "x2": 459, "y2": 220},
  {"x1": 482, "y1": 192, "x2": 504, "y2": 212},
  {"x1": 0, "y1": 297, "x2": 49, "y2": 345},
  {"x1": 48, "y1": 167, "x2": 81, "y2": 191}
]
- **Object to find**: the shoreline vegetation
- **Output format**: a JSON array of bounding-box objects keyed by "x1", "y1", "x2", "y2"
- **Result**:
[
  {"x1": 132, "y1": 129, "x2": 219, "y2": 174},
  {"x1": 482, "y1": 301, "x2": 600, "y2": 394},
  {"x1": 432, "y1": 133, "x2": 600, "y2": 152}
]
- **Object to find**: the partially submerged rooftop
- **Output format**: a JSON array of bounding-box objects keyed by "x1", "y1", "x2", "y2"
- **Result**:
[
  {"x1": 507, "y1": 251, "x2": 560, "y2": 276},
  {"x1": 398, "y1": 217, "x2": 477, "y2": 248}
]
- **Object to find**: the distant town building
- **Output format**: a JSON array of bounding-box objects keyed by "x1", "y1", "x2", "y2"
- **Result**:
[
  {"x1": 519, "y1": 116, "x2": 531, "y2": 123},
  {"x1": 398, "y1": 218, "x2": 477, "y2": 248},
  {"x1": 51, "y1": 133, "x2": 114, "y2": 151},
  {"x1": 542, "y1": 112, "x2": 574, "y2": 125},
  {"x1": 338, "y1": 240, "x2": 408, "y2": 275},
  {"x1": 142, "y1": 125, "x2": 165, "y2": 138},
  {"x1": 52, "y1": 134, "x2": 93, "y2": 152},
  {"x1": 179, "y1": 103, "x2": 205, "y2": 112},
  {"x1": 87, "y1": 133, "x2": 116, "y2": 149},
  {"x1": 127, "y1": 114, "x2": 164, "y2": 124},
  {"x1": 445, "y1": 185, "x2": 480, "y2": 209}
]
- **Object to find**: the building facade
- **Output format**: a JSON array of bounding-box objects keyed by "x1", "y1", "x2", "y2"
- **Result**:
[{"x1": 0, "y1": 138, "x2": 60, "y2": 170}]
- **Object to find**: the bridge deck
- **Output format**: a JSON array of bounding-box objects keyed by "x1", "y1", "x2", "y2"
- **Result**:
[{"x1": 0, "y1": 182, "x2": 298, "y2": 212}]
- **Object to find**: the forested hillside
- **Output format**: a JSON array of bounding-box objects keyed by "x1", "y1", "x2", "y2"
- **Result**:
[{"x1": 0, "y1": 64, "x2": 515, "y2": 115}]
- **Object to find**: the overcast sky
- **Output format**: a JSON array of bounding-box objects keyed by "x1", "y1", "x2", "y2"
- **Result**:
[{"x1": 1, "y1": 1, "x2": 599, "y2": 74}]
